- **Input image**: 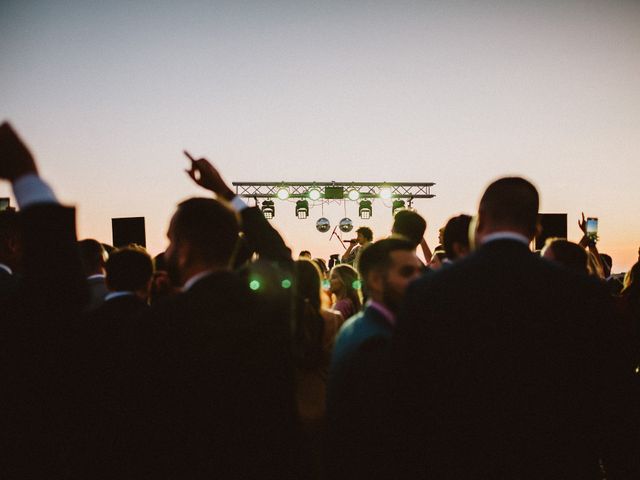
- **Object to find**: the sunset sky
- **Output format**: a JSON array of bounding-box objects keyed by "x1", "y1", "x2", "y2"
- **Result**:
[{"x1": 1, "y1": 0, "x2": 639, "y2": 271}]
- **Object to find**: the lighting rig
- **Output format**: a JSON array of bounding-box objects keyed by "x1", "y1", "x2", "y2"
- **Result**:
[{"x1": 231, "y1": 181, "x2": 435, "y2": 222}]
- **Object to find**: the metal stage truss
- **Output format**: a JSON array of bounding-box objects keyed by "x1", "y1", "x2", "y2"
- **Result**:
[{"x1": 231, "y1": 182, "x2": 436, "y2": 200}]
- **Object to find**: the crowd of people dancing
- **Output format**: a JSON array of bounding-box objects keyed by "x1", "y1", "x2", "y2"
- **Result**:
[{"x1": 1, "y1": 121, "x2": 639, "y2": 479}]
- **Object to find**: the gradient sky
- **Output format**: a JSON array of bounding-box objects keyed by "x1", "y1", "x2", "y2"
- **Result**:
[{"x1": 1, "y1": 0, "x2": 639, "y2": 271}]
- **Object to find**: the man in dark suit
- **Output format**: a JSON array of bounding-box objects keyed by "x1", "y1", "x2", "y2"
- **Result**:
[
  {"x1": 0, "y1": 122, "x2": 86, "y2": 478},
  {"x1": 80, "y1": 246, "x2": 154, "y2": 473},
  {"x1": 118, "y1": 155, "x2": 299, "y2": 479},
  {"x1": 326, "y1": 237, "x2": 422, "y2": 480},
  {"x1": 391, "y1": 177, "x2": 639, "y2": 479}
]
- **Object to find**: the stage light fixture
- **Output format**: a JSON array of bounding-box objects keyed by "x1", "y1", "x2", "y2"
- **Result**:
[
  {"x1": 295, "y1": 200, "x2": 309, "y2": 219},
  {"x1": 380, "y1": 186, "x2": 392, "y2": 200},
  {"x1": 308, "y1": 188, "x2": 322, "y2": 201},
  {"x1": 261, "y1": 200, "x2": 275, "y2": 219},
  {"x1": 347, "y1": 189, "x2": 360, "y2": 201},
  {"x1": 276, "y1": 188, "x2": 289, "y2": 200},
  {"x1": 359, "y1": 200, "x2": 372, "y2": 219},
  {"x1": 392, "y1": 200, "x2": 406, "y2": 216}
]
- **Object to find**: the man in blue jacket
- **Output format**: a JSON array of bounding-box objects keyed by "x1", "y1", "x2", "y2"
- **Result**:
[{"x1": 326, "y1": 237, "x2": 422, "y2": 479}]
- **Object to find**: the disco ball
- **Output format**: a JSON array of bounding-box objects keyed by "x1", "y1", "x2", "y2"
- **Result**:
[
  {"x1": 339, "y1": 217, "x2": 353, "y2": 233},
  {"x1": 316, "y1": 217, "x2": 331, "y2": 233}
]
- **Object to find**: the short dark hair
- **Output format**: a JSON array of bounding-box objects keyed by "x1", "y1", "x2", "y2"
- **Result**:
[
  {"x1": 356, "y1": 226, "x2": 373, "y2": 242},
  {"x1": 443, "y1": 214, "x2": 472, "y2": 260},
  {"x1": 358, "y1": 238, "x2": 415, "y2": 290},
  {"x1": 78, "y1": 239, "x2": 107, "y2": 275},
  {"x1": 392, "y1": 210, "x2": 426, "y2": 247},
  {"x1": 173, "y1": 198, "x2": 239, "y2": 266},
  {"x1": 106, "y1": 246, "x2": 154, "y2": 292},
  {"x1": 479, "y1": 177, "x2": 539, "y2": 235},
  {"x1": 543, "y1": 238, "x2": 588, "y2": 275}
]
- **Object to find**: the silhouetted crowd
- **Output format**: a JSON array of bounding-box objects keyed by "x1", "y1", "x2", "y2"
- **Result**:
[{"x1": 1, "y1": 122, "x2": 639, "y2": 479}]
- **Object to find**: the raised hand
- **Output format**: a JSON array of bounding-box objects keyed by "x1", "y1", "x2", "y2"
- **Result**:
[
  {"x1": 183, "y1": 151, "x2": 234, "y2": 201},
  {"x1": 0, "y1": 122, "x2": 38, "y2": 182},
  {"x1": 578, "y1": 212, "x2": 587, "y2": 234}
]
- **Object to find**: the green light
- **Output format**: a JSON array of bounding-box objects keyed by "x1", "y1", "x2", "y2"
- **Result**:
[
  {"x1": 352, "y1": 280, "x2": 362, "y2": 290},
  {"x1": 322, "y1": 279, "x2": 330, "y2": 289},
  {"x1": 249, "y1": 280, "x2": 261, "y2": 291},
  {"x1": 281, "y1": 279, "x2": 292, "y2": 289},
  {"x1": 277, "y1": 188, "x2": 289, "y2": 200},
  {"x1": 308, "y1": 188, "x2": 321, "y2": 201}
]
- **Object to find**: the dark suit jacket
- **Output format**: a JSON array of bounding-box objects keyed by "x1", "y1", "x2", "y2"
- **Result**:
[
  {"x1": 0, "y1": 204, "x2": 85, "y2": 478},
  {"x1": 326, "y1": 305, "x2": 394, "y2": 480},
  {"x1": 116, "y1": 206, "x2": 299, "y2": 480},
  {"x1": 391, "y1": 239, "x2": 639, "y2": 479},
  {"x1": 0, "y1": 267, "x2": 19, "y2": 304},
  {"x1": 75, "y1": 295, "x2": 149, "y2": 475}
]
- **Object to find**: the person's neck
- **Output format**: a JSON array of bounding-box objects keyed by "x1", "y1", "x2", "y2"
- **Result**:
[
  {"x1": 335, "y1": 290, "x2": 347, "y2": 301},
  {"x1": 368, "y1": 293, "x2": 389, "y2": 309}
]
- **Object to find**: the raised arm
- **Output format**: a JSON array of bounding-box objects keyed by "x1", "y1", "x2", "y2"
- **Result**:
[
  {"x1": 0, "y1": 122, "x2": 85, "y2": 311},
  {"x1": 578, "y1": 212, "x2": 607, "y2": 277},
  {"x1": 183, "y1": 151, "x2": 291, "y2": 263}
]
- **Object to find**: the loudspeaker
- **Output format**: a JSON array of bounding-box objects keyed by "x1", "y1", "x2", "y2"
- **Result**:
[
  {"x1": 535, "y1": 213, "x2": 567, "y2": 250},
  {"x1": 112, "y1": 217, "x2": 146, "y2": 248}
]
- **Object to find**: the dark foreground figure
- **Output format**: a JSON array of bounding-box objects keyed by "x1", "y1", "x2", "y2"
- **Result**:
[{"x1": 391, "y1": 178, "x2": 639, "y2": 479}]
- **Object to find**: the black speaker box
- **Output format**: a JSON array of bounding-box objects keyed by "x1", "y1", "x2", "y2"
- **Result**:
[
  {"x1": 535, "y1": 213, "x2": 567, "y2": 250},
  {"x1": 112, "y1": 217, "x2": 146, "y2": 248}
]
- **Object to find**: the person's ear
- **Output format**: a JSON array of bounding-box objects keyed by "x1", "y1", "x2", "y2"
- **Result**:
[
  {"x1": 534, "y1": 220, "x2": 542, "y2": 239},
  {"x1": 469, "y1": 214, "x2": 480, "y2": 251},
  {"x1": 367, "y1": 270, "x2": 383, "y2": 295},
  {"x1": 177, "y1": 241, "x2": 192, "y2": 270}
]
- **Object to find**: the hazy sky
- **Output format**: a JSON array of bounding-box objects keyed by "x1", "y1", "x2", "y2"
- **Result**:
[{"x1": 2, "y1": 0, "x2": 639, "y2": 271}]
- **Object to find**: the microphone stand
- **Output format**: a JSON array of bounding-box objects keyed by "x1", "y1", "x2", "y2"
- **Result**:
[{"x1": 330, "y1": 226, "x2": 348, "y2": 250}]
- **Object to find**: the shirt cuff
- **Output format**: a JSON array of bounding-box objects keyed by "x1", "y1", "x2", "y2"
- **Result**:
[
  {"x1": 230, "y1": 195, "x2": 248, "y2": 212},
  {"x1": 12, "y1": 173, "x2": 58, "y2": 209}
]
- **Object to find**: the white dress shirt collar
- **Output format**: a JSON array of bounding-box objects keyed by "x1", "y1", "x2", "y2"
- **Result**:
[
  {"x1": 105, "y1": 291, "x2": 135, "y2": 301},
  {"x1": 366, "y1": 299, "x2": 396, "y2": 327},
  {"x1": 480, "y1": 231, "x2": 531, "y2": 247},
  {"x1": 182, "y1": 270, "x2": 216, "y2": 292}
]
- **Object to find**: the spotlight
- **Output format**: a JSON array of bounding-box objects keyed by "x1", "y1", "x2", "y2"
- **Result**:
[
  {"x1": 392, "y1": 200, "x2": 406, "y2": 216},
  {"x1": 295, "y1": 200, "x2": 309, "y2": 219},
  {"x1": 359, "y1": 200, "x2": 372, "y2": 219},
  {"x1": 261, "y1": 200, "x2": 275, "y2": 219},
  {"x1": 276, "y1": 187, "x2": 289, "y2": 200},
  {"x1": 347, "y1": 189, "x2": 360, "y2": 201},
  {"x1": 308, "y1": 188, "x2": 322, "y2": 201},
  {"x1": 380, "y1": 186, "x2": 392, "y2": 200}
]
